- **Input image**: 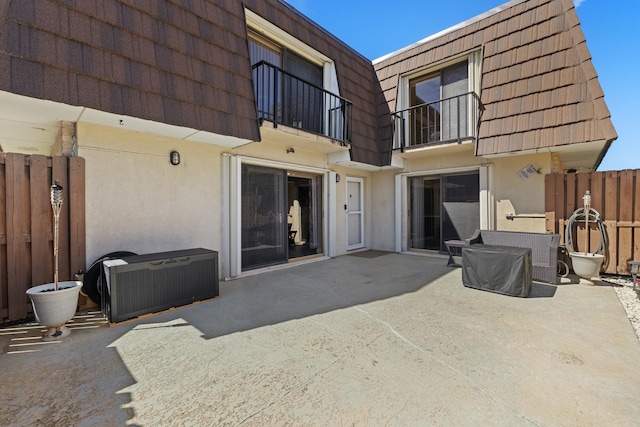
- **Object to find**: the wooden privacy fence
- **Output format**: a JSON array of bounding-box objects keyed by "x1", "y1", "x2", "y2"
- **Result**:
[
  {"x1": 0, "y1": 153, "x2": 85, "y2": 325},
  {"x1": 545, "y1": 170, "x2": 640, "y2": 275}
]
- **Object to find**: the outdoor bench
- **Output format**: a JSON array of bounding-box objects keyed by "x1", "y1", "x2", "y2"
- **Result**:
[
  {"x1": 446, "y1": 229, "x2": 560, "y2": 284},
  {"x1": 462, "y1": 244, "x2": 532, "y2": 297}
]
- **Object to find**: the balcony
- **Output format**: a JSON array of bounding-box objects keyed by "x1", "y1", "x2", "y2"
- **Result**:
[
  {"x1": 392, "y1": 92, "x2": 481, "y2": 151},
  {"x1": 252, "y1": 61, "x2": 352, "y2": 146}
]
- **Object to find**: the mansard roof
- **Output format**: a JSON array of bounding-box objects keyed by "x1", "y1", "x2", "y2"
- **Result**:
[
  {"x1": 1, "y1": 0, "x2": 261, "y2": 141},
  {"x1": 0, "y1": 0, "x2": 386, "y2": 165},
  {"x1": 0, "y1": 0, "x2": 616, "y2": 166},
  {"x1": 373, "y1": 0, "x2": 617, "y2": 161}
]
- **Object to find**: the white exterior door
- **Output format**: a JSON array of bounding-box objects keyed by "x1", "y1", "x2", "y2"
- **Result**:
[{"x1": 346, "y1": 177, "x2": 364, "y2": 250}]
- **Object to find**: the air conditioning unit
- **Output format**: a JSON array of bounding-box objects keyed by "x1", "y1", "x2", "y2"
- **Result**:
[{"x1": 101, "y1": 248, "x2": 219, "y2": 323}]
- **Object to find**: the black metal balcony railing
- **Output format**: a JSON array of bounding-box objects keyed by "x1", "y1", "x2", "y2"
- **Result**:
[
  {"x1": 252, "y1": 60, "x2": 352, "y2": 145},
  {"x1": 392, "y1": 92, "x2": 481, "y2": 151}
]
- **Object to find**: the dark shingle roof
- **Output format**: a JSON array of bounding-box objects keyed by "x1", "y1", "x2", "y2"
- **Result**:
[
  {"x1": 1, "y1": 0, "x2": 261, "y2": 142},
  {"x1": 0, "y1": 0, "x2": 259, "y2": 140},
  {"x1": 0, "y1": 0, "x2": 614, "y2": 165},
  {"x1": 0, "y1": 0, "x2": 387, "y2": 165}
]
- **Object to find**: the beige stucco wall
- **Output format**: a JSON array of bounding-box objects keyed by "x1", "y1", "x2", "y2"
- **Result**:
[
  {"x1": 400, "y1": 143, "x2": 480, "y2": 173},
  {"x1": 78, "y1": 123, "x2": 224, "y2": 267},
  {"x1": 232, "y1": 141, "x2": 329, "y2": 171},
  {"x1": 77, "y1": 120, "x2": 553, "y2": 273},
  {"x1": 492, "y1": 152, "x2": 552, "y2": 233},
  {"x1": 369, "y1": 170, "x2": 396, "y2": 251},
  {"x1": 78, "y1": 122, "x2": 376, "y2": 275},
  {"x1": 374, "y1": 145, "x2": 554, "y2": 251}
]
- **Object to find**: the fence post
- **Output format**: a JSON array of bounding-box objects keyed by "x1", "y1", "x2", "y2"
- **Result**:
[
  {"x1": 5, "y1": 153, "x2": 29, "y2": 320},
  {"x1": 69, "y1": 157, "x2": 86, "y2": 279},
  {"x1": 30, "y1": 155, "x2": 51, "y2": 287},
  {"x1": 2, "y1": 154, "x2": 86, "y2": 324}
]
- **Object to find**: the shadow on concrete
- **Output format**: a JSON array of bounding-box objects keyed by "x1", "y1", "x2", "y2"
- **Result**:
[
  {"x1": 0, "y1": 253, "x2": 453, "y2": 425},
  {"x1": 5, "y1": 253, "x2": 638, "y2": 426},
  {"x1": 0, "y1": 310, "x2": 138, "y2": 425},
  {"x1": 147, "y1": 252, "x2": 453, "y2": 340}
]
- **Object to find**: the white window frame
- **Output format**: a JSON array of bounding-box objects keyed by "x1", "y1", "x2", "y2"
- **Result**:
[
  {"x1": 246, "y1": 9, "x2": 339, "y2": 94},
  {"x1": 396, "y1": 50, "x2": 481, "y2": 148},
  {"x1": 246, "y1": 9, "x2": 343, "y2": 138},
  {"x1": 394, "y1": 164, "x2": 493, "y2": 253},
  {"x1": 222, "y1": 154, "x2": 334, "y2": 278}
]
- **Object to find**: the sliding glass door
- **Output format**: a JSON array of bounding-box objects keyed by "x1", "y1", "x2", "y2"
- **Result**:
[
  {"x1": 409, "y1": 177, "x2": 440, "y2": 250},
  {"x1": 409, "y1": 171, "x2": 479, "y2": 252},
  {"x1": 241, "y1": 164, "x2": 288, "y2": 269},
  {"x1": 241, "y1": 164, "x2": 323, "y2": 271},
  {"x1": 287, "y1": 172, "x2": 323, "y2": 259}
]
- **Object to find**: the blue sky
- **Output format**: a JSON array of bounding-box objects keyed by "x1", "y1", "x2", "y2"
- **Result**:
[{"x1": 284, "y1": 0, "x2": 639, "y2": 171}]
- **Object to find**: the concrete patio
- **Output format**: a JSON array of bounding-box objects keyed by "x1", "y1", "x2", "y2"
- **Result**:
[{"x1": 2, "y1": 252, "x2": 639, "y2": 426}]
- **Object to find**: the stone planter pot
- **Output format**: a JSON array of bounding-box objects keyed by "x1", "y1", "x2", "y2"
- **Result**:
[
  {"x1": 26, "y1": 281, "x2": 82, "y2": 341},
  {"x1": 569, "y1": 252, "x2": 605, "y2": 285}
]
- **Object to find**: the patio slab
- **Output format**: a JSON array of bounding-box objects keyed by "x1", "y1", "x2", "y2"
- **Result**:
[{"x1": 1, "y1": 253, "x2": 639, "y2": 426}]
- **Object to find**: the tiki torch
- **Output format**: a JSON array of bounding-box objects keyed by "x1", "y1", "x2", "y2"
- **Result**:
[{"x1": 51, "y1": 181, "x2": 63, "y2": 291}]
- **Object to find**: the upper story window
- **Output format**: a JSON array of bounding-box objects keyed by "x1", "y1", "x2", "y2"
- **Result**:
[
  {"x1": 249, "y1": 32, "x2": 323, "y2": 88},
  {"x1": 248, "y1": 32, "x2": 281, "y2": 68},
  {"x1": 409, "y1": 60, "x2": 469, "y2": 144},
  {"x1": 394, "y1": 51, "x2": 481, "y2": 150},
  {"x1": 245, "y1": 10, "x2": 352, "y2": 143},
  {"x1": 410, "y1": 61, "x2": 468, "y2": 108}
]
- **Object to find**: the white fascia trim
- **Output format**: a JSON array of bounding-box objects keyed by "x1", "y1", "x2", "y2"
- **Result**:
[
  {"x1": 326, "y1": 151, "x2": 379, "y2": 171},
  {"x1": 245, "y1": 9, "x2": 329, "y2": 65},
  {"x1": 390, "y1": 155, "x2": 405, "y2": 169}
]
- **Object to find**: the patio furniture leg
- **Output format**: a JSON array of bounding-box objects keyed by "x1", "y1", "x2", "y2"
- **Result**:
[{"x1": 445, "y1": 240, "x2": 465, "y2": 267}]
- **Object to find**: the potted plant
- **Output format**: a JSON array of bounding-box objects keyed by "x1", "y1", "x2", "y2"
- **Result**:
[{"x1": 26, "y1": 181, "x2": 82, "y2": 341}]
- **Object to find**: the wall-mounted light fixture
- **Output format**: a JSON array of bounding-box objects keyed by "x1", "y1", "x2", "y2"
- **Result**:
[
  {"x1": 335, "y1": 174, "x2": 341, "y2": 183},
  {"x1": 286, "y1": 147, "x2": 295, "y2": 154},
  {"x1": 517, "y1": 164, "x2": 541, "y2": 180},
  {"x1": 170, "y1": 150, "x2": 181, "y2": 165}
]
